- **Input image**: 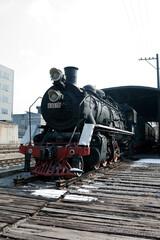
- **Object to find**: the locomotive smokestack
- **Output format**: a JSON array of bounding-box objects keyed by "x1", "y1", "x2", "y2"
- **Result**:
[{"x1": 64, "y1": 66, "x2": 78, "y2": 85}]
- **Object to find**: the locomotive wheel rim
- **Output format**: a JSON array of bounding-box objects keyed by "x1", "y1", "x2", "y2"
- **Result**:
[
  {"x1": 102, "y1": 159, "x2": 107, "y2": 167},
  {"x1": 114, "y1": 145, "x2": 120, "y2": 162},
  {"x1": 114, "y1": 153, "x2": 118, "y2": 162},
  {"x1": 93, "y1": 163, "x2": 100, "y2": 170},
  {"x1": 76, "y1": 158, "x2": 84, "y2": 177}
]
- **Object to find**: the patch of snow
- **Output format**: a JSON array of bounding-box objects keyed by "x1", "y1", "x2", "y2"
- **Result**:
[
  {"x1": 32, "y1": 189, "x2": 66, "y2": 199},
  {"x1": 136, "y1": 158, "x2": 160, "y2": 164},
  {"x1": 64, "y1": 194, "x2": 98, "y2": 202},
  {"x1": 77, "y1": 188, "x2": 90, "y2": 193}
]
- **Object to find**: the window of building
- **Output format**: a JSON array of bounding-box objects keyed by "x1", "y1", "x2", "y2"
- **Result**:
[
  {"x1": 2, "y1": 84, "x2": 9, "y2": 91},
  {"x1": 1, "y1": 108, "x2": 8, "y2": 114},
  {"x1": 2, "y1": 95, "x2": 8, "y2": 103},
  {"x1": 0, "y1": 71, "x2": 9, "y2": 80},
  {"x1": 21, "y1": 119, "x2": 25, "y2": 125}
]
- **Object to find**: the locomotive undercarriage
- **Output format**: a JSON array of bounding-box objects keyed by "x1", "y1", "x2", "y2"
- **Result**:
[{"x1": 20, "y1": 123, "x2": 132, "y2": 179}]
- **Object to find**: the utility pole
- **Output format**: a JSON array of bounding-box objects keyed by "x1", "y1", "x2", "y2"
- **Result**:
[
  {"x1": 139, "y1": 53, "x2": 160, "y2": 153},
  {"x1": 139, "y1": 54, "x2": 160, "y2": 88},
  {"x1": 156, "y1": 54, "x2": 160, "y2": 88}
]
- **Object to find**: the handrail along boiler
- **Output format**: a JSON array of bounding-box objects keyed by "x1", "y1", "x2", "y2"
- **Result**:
[{"x1": 20, "y1": 67, "x2": 134, "y2": 178}]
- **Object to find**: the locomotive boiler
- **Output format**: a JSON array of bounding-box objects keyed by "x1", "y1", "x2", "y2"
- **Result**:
[{"x1": 20, "y1": 67, "x2": 133, "y2": 178}]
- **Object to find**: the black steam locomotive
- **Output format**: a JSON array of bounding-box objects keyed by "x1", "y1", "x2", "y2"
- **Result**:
[{"x1": 20, "y1": 67, "x2": 135, "y2": 178}]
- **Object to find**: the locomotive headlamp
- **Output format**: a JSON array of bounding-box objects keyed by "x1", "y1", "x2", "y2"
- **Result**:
[
  {"x1": 48, "y1": 89, "x2": 63, "y2": 102},
  {"x1": 49, "y1": 68, "x2": 63, "y2": 81}
]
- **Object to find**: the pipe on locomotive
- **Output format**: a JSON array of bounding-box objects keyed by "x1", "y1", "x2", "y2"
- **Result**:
[{"x1": 64, "y1": 66, "x2": 78, "y2": 85}]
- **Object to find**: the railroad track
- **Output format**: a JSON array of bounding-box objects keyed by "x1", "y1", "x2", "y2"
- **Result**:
[
  {"x1": 0, "y1": 147, "x2": 19, "y2": 154},
  {"x1": 0, "y1": 156, "x2": 25, "y2": 168},
  {"x1": 0, "y1": 156, "x2": 36, "y2": 169},
  {"x1": 0, "y1": 146, "x2": 37, "y2": 170},
  {"x1": 0, "y1": 147, "x2": 23, "y2": 169},
  {"x1": 12, "y1": 160, "x2": 120, "y2": 187},
  {"x1": 55, "y1": 162, "x2": 120, "y2": 188}
]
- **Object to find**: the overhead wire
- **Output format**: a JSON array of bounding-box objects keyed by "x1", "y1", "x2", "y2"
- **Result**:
[
  {"x1": 130, "y1": 0, "x2": 146, "y2": 55},
  {"x1": 143, "y1": 0, "x2": 154, "y2": 55},
  {"x1": 137, "y1": 0, "x2": 153, "y2": 56},
  {"x1": 122, "y1": 0, "x2": 141, "y2": 55},
  {"x1": 122, "y1": 0, "x2": 152, "y2": 56}
]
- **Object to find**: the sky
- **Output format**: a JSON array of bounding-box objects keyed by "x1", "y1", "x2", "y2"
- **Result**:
[{"x1": 0, "y1": 0, "x2": 160, "y2": 114}]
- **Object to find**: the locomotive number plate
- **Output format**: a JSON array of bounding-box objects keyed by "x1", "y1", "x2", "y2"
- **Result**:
[{"x1": 48, "y1": 102, "x2": 62, "y2": 108}]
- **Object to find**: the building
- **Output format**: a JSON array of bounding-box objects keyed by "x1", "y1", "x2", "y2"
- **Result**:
[
  {"x1": 0, "y1": 121, "x2": 19, "y2": 146},
  {"x1": 13, "y1": 111, "x2": 45, "y2": 141},
  {"x1": 0, "y1": 64, "x2": 14, "y2": 121}
]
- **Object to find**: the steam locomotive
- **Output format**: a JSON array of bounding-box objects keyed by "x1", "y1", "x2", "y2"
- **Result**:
[{"x1": 20, "y1": 67, "x2": 136, "y2": 178}]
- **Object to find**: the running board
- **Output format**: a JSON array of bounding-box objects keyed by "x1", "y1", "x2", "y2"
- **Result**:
[
  {"x1": 96, "y1": 124, "x2": 134, "y2": 136},
  {"x1": 78, "y1": 123, "x2": 134, "y2": 146}
]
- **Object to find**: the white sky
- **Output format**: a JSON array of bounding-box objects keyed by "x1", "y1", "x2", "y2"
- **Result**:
[{"x1": 0, "y1": 0, "x2": 160, "y2": 114}]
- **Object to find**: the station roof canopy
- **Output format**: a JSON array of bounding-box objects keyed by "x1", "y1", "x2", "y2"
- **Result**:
[{"x1": 102, "y1": 86, "x2": 160, "y2": 122}]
